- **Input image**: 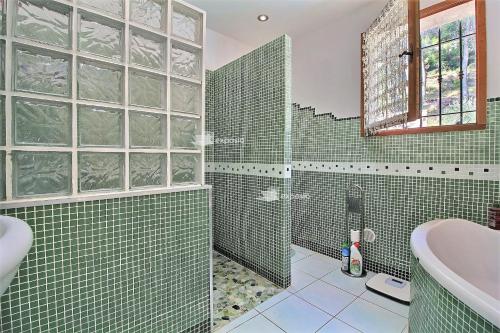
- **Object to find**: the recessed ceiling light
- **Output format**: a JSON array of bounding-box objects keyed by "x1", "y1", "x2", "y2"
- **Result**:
[{"x1": 257, "y1": 14, "x2": 269, "y2": 22}]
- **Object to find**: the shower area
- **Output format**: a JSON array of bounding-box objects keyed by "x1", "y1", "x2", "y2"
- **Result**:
[{"x1": 205, "y1": 35, "x2": 292, "y2": 330}]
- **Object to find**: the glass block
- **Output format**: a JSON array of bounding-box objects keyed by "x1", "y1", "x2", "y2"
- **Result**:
[
  {"x1": 78, "y1": 106, "x2": 123, "y2": 147},
  {"x1": 0, "y1": 40, "x2": 5, "y2": 90},
  {"x1": 0, "y1": 151, "x2": 4, "y2": 200},
  {"x1": 78, "y1": 59, "x2": 123, "y2": 103},
  {"x1": 171, "y1": 153, "x2": 199, "y2": 185},
  {"x1": 78, "y1": 0, "x2": 123, "y2": 17},
  {"x1": 0, "y1": 0, "x2": 5, "y2": 35},
  {"x1": 15, "y1": 0, "x2": 71, "y2": 48},
  {"x1": 14, "y1": 47, "x2": 70, "y2": 96},
  {"x1": 79, "y1": 152, "x2": 123, "y2": 192},
  {"x1": 13, "y1": 151, "x2": 71, "y2": 198},
  {"x1": 171, "y1": 79, "x2": 200, "y2": 114},
  {"x1": 171, "y1": 116, "x2": 199, "y2": 149},
  {"x1": 0, "y1": 96, "x2": 4, "y2": 146},
  {"x1": 129, "y1": 28, "x2": 166, "y2": 70},
  {"x1": 172, "y1": 2, "x2": 202, "y2": 44},
  {"x1": 130, "y1": 0, "x2": 167, "y2": 31},
  {"x1": 171, "y1": 43, "x2": 201, "y2": 80},
  {"x1": 129, "y1": 70, "x2": 165, "y2": 108},
  {"x1": 129, "y1": 111, "x2": 165, "y2": 148},
  {"x1": 13, "y1": 98, "x2": 71, "y2": 146},
  {"x1": 129, "y1": 153, "x2": 166, "y2": 188},
  {"x1": 78, "y1": 12, "x2": 123, "y2": 61}
]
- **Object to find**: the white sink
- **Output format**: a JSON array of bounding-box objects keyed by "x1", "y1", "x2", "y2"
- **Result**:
[{"x1": 0, "y1": 215, "x2": 33, "y2": 296}]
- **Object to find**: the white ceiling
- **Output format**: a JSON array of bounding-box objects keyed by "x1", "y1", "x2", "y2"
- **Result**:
[{"x1": 188, "y1": 0, "x2": 383, "y2": 47}]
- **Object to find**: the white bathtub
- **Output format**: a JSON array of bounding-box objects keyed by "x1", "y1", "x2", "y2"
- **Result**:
[{"x1": 411, "y1": 219, "x2": 500, "y2": 328}]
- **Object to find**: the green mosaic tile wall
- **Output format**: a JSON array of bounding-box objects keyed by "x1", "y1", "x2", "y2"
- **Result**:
[
  {"x1": 205, "y1": 36, "x2": 292, "y2": 287},
  {"x1": 0, "y1": 189, "x2": 211, "y2": 333},
  {"x1": 409, "y1": 255, "x2": 500, "y2": 333},
  {"x1": 292, "y1": 100, "x2": 500, "y2": 279}
]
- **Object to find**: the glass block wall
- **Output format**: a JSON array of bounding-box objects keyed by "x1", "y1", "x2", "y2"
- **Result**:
[
  {"x1": 205, "y1": 35, "x2": 292, "y2": 288},
  {"x1": 291, "y1": 99, "x2": 499, "y2": 280},
  {"x1": 0, "y1": 0, "x2": 206, "y2": 203}
]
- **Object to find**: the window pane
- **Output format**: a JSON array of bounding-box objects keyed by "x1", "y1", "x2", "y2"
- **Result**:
[
  {"x1": 14, "y1": 98, "x2": 71, "y2": 146},
  {"x1": 0, "y1": 41, "x2": 5, "y2": 90},
  {"x1": 172, "y1": 2, "x2": 202, "y2": 44},
  {"x1": 130, "y1": 153, "x2": 166, "y2": 188},
  {"x1": 461, "y1": 15, "x2": 475, "y2": 36},
  {"x1": 440, "y1": 20, "x2": 459, "y2": 42},
  {"x1": 78, "y1": 59, "x2": 123, "y2": 104},
  {"x1": 171, "y1": 43, "x2": 201, "y2": 80},
  {"x1": 171, "y1": 79, "x2": 200, "y2": 114},
  {"x1": 129, "y1": 28, "x2": 166, "y2": 70},
  {"x1": 78, "y1": 106, "x2": 123, "y2": 147},
  {"x1": 79, "y1": 152, "x2": 123, "y2": 192},
  {"x1": 13, "y1": 151, "x2": 71, "y2": 198},
  {"x1": 442, "y1": 113, "x2": 461, "y2": 125},
  {"x1": 463, "y1": 35, "x2": 476, "y2": 112},
  {"x1": 130, "y1": 0, "x2": 167, "y2": 31},
  {"x1": 171, "y1": 153, "x2": 199, "y2": 185},
  {"x1": 421, "y1": 76, "x2": 439, "y2": 117},
  {"x1": 78, "y1": 12, "x2": 123, "y2": 61},
  {"x1": 171, "y1": 116, "x2": 199, "y2": 149},
  {"x1": 462, "y1": 111, "x2": 476, "y2": 124},
  {"x1": 421, "y1": 26, "x2": 438, "y2": 48},
  {"x1": 15, "y1": 0, "x2": 71, "y2": 48},
  {"x1": 78, "y1": 0, "x2": 123, "y2": 17},
  {"x1": 421, "y1": 116, "x2": 440, "y2": 127},
  {"x1": 129, "y1": 111, "x2": 166, "y2": 148},
  {"x1": 441, "y1": 72, "x2": 460, "y2": 114},
  {"x1": 14, "y1": 47, "x2": 70, "y2": 96},
  {"x1": 129, "y1": 70, "x2": 165, "y2": 108}
]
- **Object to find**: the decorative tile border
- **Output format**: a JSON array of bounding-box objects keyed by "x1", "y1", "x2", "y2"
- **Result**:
[
  {"x1": 292, "y1": 161, "x2": 500, "y2": 181},
  {"x1": 206, "y1": 162, "x2": 292, "y2": 178}
]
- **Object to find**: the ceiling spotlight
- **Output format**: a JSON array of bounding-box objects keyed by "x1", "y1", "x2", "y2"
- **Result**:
[{"x1": 257, "y1": 14, "x2": 269, "y2": 22}]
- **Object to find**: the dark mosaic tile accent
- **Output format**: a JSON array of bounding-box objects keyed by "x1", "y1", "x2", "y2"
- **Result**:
[
  {"x1": 212, "y1": 252, "x2": 282, "y2": 331},
  {"x1": 0, "y1": 190, "x2": 211, "y2": 333},
  {"x1": 410, "y1": 255, "x2": 500, "y2": 333},
  {"x1": 291, "y1": 100, "x2": 500, "y2": 280},
  {"x1": 205, "y1": 35, "x2": 292, "y2": 288}
]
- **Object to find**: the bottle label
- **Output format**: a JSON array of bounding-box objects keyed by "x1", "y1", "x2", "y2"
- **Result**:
[
  {"x1": 351, "y1": 259, "x2": 361, "y2": 274},
  {"x1": 341, "y1": 256, "x2": 349, "y2": 271}
]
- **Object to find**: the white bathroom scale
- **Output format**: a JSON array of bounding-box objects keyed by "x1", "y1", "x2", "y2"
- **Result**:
[{"x1": 365, "y1": 273, "x2": 411, "y2": 305}]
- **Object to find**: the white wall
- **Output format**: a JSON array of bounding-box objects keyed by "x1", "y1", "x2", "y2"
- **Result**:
[
  {"x1": 205, "y1": 29, "x2": 253, "y2": 71},
  {"x1": 292, "y1": 3, "x2": 384, "y2": 117}
]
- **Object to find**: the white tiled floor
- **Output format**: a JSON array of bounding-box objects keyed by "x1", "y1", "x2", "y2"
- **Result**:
[{"x1": 217, "y1": 245, "x2": 409, "y2": 333}]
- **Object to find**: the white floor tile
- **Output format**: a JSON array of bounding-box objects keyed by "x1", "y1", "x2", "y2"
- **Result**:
[
  {"x1": 293, "y1": 255, "x2": 337, "y2": 278},
  {"x1": 255, "y1": 290, "x2": 292, "y2": 313},
  {"x1": 291, "y1": 250, "x2": 308, "y2": 263},
  {"x1": 287, "y1": 268, "x2": 317, "y2": 293},
  {"x1": 321, "y1": 270, "x2": 375, "y2": 296},
  {"x1": 317, "y1": 318, "x2": 361, "y2": 333},
  {"x1": 292, "y1": 244, "x2": 316, "y2": 256},
  {"x1": 296, "y1": 280, "x2": 356, "y2": 316},
  {"x1": 360, "y1": 290, "x2": 409, "y2": 318},
  {"x1": 230, "y1": 315, "x2": 284, "y2": 333},
  {"x1": 336, "y1": 298, "x2": 408, "y2": 333},
  {"x1": 263, "y1": 295, "x2": 332, "y2": 333},
  {"x1": 215, "y1": 310, "x2": 259, "y2": 333}
]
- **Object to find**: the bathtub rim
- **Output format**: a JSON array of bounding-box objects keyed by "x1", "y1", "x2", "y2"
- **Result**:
[{"x1": 410, "y1": 218, "x2": 500, "y2": 328}]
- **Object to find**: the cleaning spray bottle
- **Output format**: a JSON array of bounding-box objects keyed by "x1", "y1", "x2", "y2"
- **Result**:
[{"x1": 349, "y1": 230, "x2": 363, "y2": 276}]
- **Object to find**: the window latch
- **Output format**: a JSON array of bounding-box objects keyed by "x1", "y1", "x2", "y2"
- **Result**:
[{"x1": 399, "y1": 50, "x2": 413, "y2": 59}]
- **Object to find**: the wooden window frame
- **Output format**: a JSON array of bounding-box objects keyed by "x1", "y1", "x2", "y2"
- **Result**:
[{"x1": 361, "y1": 0, "x2": 487, "y2": 137}]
